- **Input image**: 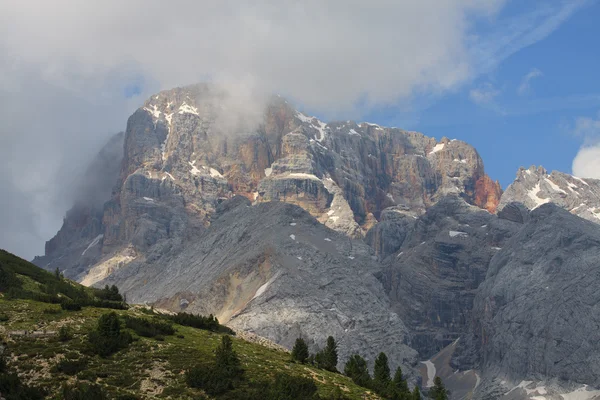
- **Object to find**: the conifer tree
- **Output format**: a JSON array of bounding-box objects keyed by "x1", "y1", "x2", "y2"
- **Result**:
[
  {"x1": 412, "y1": 385, "x2": 421, "y2": 400},
  {"x1": 323, "y1": 336, "x2": 338, "y2": 372},
  {"x1": 343, "y1": 354, "x2": 371, "y2": 387},
  {"x1": 429, "y1": 376, "x2": 448, "y2": 400},
  {"x1": 291, "y1": 338, "x2": 309, "y2": 363},
  {"x1": 392, "y1": 366, "x2": 410, "y2": 397},
  {"x1": 373, "y1": 352, "x2": 391, "y2": 386}
]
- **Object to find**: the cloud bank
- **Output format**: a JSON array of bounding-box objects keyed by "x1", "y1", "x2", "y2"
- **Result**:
[{"x1": 0, "y1": 0, "x2": 586, "y2": 259}]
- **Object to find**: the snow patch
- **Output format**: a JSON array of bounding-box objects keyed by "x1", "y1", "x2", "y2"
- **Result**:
[
  {"x1": 386, "y1": 193, "x2": 395, "y2": 202},
  {"x1": 209, "y1": 167, "x2": 224, "y2": 179},
  {"x1": 544, "y1": 178, "x2": 566, "y2": 194},
  {"x1": 527, "y1": 183, "x2": 551, "y2": 209},
  {"x1": 329, "y1": 216, "x2": 339, "y2": 222},
  {"x1": 82, "y1": 234, "x2": 103, "y2": 256},
  {"x1": 290, "y1": 222, "x2": 297, "y2": 226},
  {"x1": 348, "y1": 128, "x2": 360, "y2": 136},
  {"x1": 324, "y1": 238, "x2": 332, "y2": 242},
  {"x1": 289, "y1": 234, "x2": 296, "y2": 240},
  {"x1": 449, "y1": 231, "x2": 468, "y2": 238},
  {"x1": 297, "y1": 256, "x2": 303, "y2": 260},
  {"x1": 327, "y1": 209, "x2": 335, "y2": 216},
  {"x1": 573, "y1": 176, "x2": 589, "y2": 186},
  {"x1": 422, "y1": 360, "x2": 436, "y2": 387},
  {"x1": 189, "y1": 160, "x2": 201, "y2": 176},
  {"x1": 491, "y1": 247, "x2": 502, "y2": 250},
  {"x1": 286, "y1": 173, "x2": 322, "y2": 181},
  {"x1": 429, "y1": 143, "x2": 445, "y2": 154},
  {"x1": 348, "y1": 256, "x2": 355, "y2": 260},
  {"x1": 143, "y1": 104, "x2": 161, "y2": 119},
  {"x1": 264, "y1": 167, "x2": 272, "y2": 177},
  {"x1": 561, "y1": 385, "x2": 600, "y2": 400},
  {"x1": 143, "y1": 197, "x2": 154, "y2": 202},
  {"x1": 178, "y1": 102, "x2": 199, "y2": 116},
  {"x1": 251, "y1": 272, "x2": 281, "y2": 301},
  {"x1": 165, "y1": 172, "x2": 175, "y2": 181}
]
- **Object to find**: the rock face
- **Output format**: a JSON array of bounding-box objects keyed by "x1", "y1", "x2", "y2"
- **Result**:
[
  {"x1": 471, "y1": 203, "x2": 600, "y2": 386},
  {"x1": 99, "y1": 197, "x2": 419, "y2": 374},
  {"x1": 378, "y1": 196, "x2": 520, "y2": 358},
  {"x1": 499, "y1": 165, "x2": 600, "y2": 223},
  {"x1": 36, "y1": 83, "x2": 499, "y2": 284}
]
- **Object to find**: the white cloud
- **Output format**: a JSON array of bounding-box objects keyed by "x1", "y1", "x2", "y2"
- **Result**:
[
  {"x1": 517, "y1": 68, "x2": 543, "y2": 95},
  {"x1": 571, "y1": 111, "x2": 600, "y2": 179},
  {"x1": 469, "y1": 83, "x2": 501, "y2": 105},
  {"x1": 0, "y1": 0, "x2": 587, "y2": 259},
  {"x1": 572, "y1": 146, "x2": 600, "y2": 179}
]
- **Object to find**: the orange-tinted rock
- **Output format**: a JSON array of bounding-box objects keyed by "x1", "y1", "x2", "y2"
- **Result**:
[{"x1": 474, "y1": 175, "x2": 502, "y2": 213}]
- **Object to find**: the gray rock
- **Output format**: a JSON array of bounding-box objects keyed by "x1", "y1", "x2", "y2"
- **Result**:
[{"x1": 472, "y1": 203, "x2": 600, "y2": 386}]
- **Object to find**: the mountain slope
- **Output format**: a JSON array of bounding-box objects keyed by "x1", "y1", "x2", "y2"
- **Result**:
[
  {"x1": 1, "y1": 250, "x2": 381, "y2": 399},
  {"x1": 98, "y1": 196, "x2": 419, "y2": 375}
]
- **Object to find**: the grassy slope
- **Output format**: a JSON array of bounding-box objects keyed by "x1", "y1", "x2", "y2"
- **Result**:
[{"x1": 0, "y1": 250, "x2": 379, "y2": 399}]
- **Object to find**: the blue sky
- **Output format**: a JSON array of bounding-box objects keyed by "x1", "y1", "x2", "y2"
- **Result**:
[{"x1": 369, "y1": 1, "x2": 600, "y2": 188}]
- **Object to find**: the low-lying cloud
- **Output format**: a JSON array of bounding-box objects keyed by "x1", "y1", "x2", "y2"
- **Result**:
[
  {"x1": 572, "y1": 111, "x2": 600, "y2": 179},
  {"x1": 0, "y1": 0, "x2": 587, "y2": 259}
]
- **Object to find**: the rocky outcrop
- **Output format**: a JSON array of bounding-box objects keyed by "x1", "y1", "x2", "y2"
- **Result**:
[
  {"x1": 379, "y1": 196, "x2": 520, "y2": 358},
  {"x1": 499, "y1": 165, "x2": 600, "y2": 223},
  {"x1": 471, "y1": 203, "x2": 600, "y2": 386}
]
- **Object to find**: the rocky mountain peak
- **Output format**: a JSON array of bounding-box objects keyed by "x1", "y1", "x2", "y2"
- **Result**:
[{"x1": 499, "y1": 165, "x2": 600, "y2": 223}]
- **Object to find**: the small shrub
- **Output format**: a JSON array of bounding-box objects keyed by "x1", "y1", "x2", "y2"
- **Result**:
[
  {"x1": 61, "y1": 300, "x2": 82, "y2": 311},
  {"x1": 58, "y1": 326, "x2": 73, "y2": 342},
  {"x1": 265, "y1": 373, "x2": 319, "y2": 400},
  {"x1": 123, "y1": 316, "x2": 174, "y2": 338},
  {"x1": 0, "y1": 313, "x2": 9, "y2": 322},
  {"x1": 43, "y1": 306, "x2": 61, "y2": 314},
  {"x1": 61, "y1": 382, "x2": 108, "y2": 400},
  {"x1": 55, "y1": 358, "x2": 88, "y2": 375},
  {"x1": 168, "y1": 312, "x2": 234, "y2": 334}
]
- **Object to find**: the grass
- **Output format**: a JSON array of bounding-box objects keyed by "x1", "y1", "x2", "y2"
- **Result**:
[
  {"x1": 0, "y1": 249, "x2": 379, "y2": 399},
  {"x1": 0, "y1": 298, "x2": 379, "y2": 399}
]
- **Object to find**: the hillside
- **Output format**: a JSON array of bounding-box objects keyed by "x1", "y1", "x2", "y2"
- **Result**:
[{"x1": 0, "y1": 250, "x2": 380, "y2": 399}]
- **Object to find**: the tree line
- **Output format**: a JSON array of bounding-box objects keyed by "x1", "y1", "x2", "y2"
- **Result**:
[{"x1": 291, "y1": 336, "x2": 448, "y2": 400}]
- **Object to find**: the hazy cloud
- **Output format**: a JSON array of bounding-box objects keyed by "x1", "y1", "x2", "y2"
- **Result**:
[
  {"x1": 571, "y1": 111, "x2": 600, "y2": 179},
  {"x1": 518, "y1": 68, "x2": 543, "y2": 95},
  {"x1": 469, "y1": 83, "x2": 501, "y2": 105},
  {"x1": 0, "y1": 0, "x2": 586, "y2": 259}
]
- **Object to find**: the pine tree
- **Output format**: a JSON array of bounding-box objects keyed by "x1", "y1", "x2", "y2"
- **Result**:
[
  {"x1": 291, "y1": 338, "x2": 309, "y2": 363},
  {"x1": 429, "y1": 376, "x2": 448, "y2": 400},
  {"x1": 412, "y1": 385, "x2": 421, "y2": 400},
  {"x1": 373, "y1": 352, "x2": 391, "y2": 385},
  {"x1": 392, "y1": 366, "x2": 410, "y2": 398},
  {"x1": 323, "y1": 336, "x2": 338, "y2": 372},
  {"x1": 215, "y1": 335, "x2": 243, "y2": 379},
  {"x1": 55, "y1": 267, "x2": 61, "y2": 280},
  {"x1": 343, "y1": 354, "x2": 371, "y2": 388}
]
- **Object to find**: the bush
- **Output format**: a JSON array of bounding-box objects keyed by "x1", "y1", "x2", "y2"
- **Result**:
[
  {"x1": 58, "y1": 326, "x2": 73, "y2": 342},
  {"x1": 123, "y1": 316, "x2": 175, "y2": 338},
  {"x1": 168, "y1": 312, "x2": 234, "y2": 334},
  {"x1": 265, "y1": 373, "x2": 319, "y2": 400},
  {"x1": 88, "y1": 312, "x2": 132, "y2": 357},
  {"x1": 0, "y1": 314, "x2": 9, "y2": 322},
  {"x1": 42, "y1": 306, "x2": 61, "y2": 315},
  {"x1": 55, "y1": 358, "x2": 88, "y2": 375},
  {"x1": 61, "y1": 300, "x2": 82, "y2": 311},
  {"x1": 61, "y1": 382, "x2": 108, "y2": 400}
]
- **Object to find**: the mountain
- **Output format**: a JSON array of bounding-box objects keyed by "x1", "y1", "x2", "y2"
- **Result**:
[
  {"x1": 499, "y1": 165, "x2": 600, "y2": 223},
  {"x1": 31, "y1": 83, "x2": 600, "y2": 399}
]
